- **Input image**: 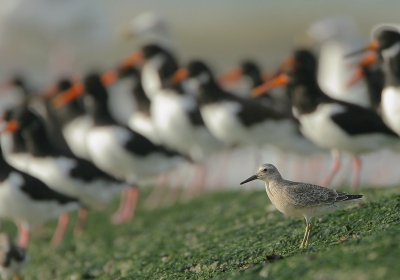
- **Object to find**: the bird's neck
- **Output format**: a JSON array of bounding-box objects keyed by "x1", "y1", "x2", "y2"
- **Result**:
[{"x1": 382, "y1": 51, "x2": 400, "y2": 87}]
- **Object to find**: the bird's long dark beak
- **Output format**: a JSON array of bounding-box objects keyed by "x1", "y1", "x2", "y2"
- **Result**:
[{"x1": 240, "y1": 174, "x2": 258, "y2": 185}]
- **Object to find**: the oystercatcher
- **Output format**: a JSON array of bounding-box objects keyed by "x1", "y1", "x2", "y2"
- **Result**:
[
  {"x1": 253, "y1": 50, "x2": 399, "y2": 188},
  {"x1": 0, "y1": 142, "x2": 80, "y2": 248},
  {"x1": 2, "y1": 104, "x2": 130, "y2": 228},
  {"x1": 52, "y1": 73, "x2": 187, "y2": 219},
  {"x1": 0, "y1": 233, "x2": 29, "y2": 280}
]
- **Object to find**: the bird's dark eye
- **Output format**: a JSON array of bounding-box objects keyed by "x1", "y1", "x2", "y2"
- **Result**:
[{"x1": 263, "y1": 168, "x2": 267, "y2": 172}]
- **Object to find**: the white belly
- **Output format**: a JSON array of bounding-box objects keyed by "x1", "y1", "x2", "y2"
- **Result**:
[
  {"x1": 382, "y1": 86, "x2": 400, "y2": 136},
  {"x1": 62, "y1": 115, "x2": 93, "y2": 160},
  {"x1": 151, "y1": 92, "x2": 196, "y2": 154},
  {"x1": 201, "y1": 102, "x2": 298, "y2": 147},
  {"x1": 86, "y1": 126, "x2": 182, "y2": 183},
  {"x1": 28, "y1": 156, "x2": 126, "y2": 208},
  {"x1": 299, "y1": 103, "x2": 391, "y2": 154},
  {"x1": 0, "y1": 172, "x2": 79, "y2": 226},
  {"x1": 128, "y1": 112, "x2": 161, "y2": 144}
]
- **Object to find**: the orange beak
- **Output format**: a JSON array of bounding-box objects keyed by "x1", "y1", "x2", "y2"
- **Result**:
[
  {"x1": 120, "y1": 50, "x2": 144, "y2": 70},
  {"x1": 218, "y1": 67, "x2": 243, "y2": 86},
  {"x1": 278, "y1": 56, "x2": 296, "y2": 73},
  {"x1": 52, "y1": 83, "x2": 85, "y2": 108},
  {"x1": 101, "y1": 70, "x2": 119, "y2": 86},
  {"x1": 251, "y1": 74, "x2": 290, "y2": 97},
  {"x1": 2, "y1": 120, "x2": 19, "y2": 133},
  {"x1": 170, "y1": 68, "x2": 189, "y2": 86},
  {"x1": 345, "y1": 40, "x2": 380, "y2": 58},
  {"x1": 346, "y1": 52, "x2": 378, "y2": 88}
]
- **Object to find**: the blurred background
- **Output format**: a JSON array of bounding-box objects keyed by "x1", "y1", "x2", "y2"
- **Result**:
[
  {"x1": 1, "y1": 0, "x2": 400, "y2": 189},
  {"x1": 1, "y1": 0, "x2": 400, "y2": 85}
]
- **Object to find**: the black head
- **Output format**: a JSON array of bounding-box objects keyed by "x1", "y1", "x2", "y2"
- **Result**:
[
  {"x1": 241, "y1": 60, "x2": 260, "y2": 76},
  {"x1": 142, "y1": 44, "x2": 168, "y2": 59},
  {"x1": 13, "y1": 105, "x2": 41, "y2": 132},
  {"x1": 7, "y1": 74, "x2": 30, "y2": 95},
  {"x1": 187, "y1": 60, "x2": 214, "y2": 80},
  {"x1": 118, "y1": 66, "x2": 140, "y2": 80},
  {"x1": 293, "y1": 50, "x2": 317, "y2": 73},
  {"x1": 57, "y1": 79, "x2": 73, "y2": 92},
  {"x1": 83, "y1": 73, "x2": 108, "y2": 101},
  {"x1": 10, "y1": 75, "x2": 25, "y2": 88},
  {"x1": 142, "y1": 44, "x2": 179, "y2": 82},
  {"x1": 288, "y1": 49, "x2": 319, "y2": 84},
  {"x1": 376, "y1": 30, "x2": 400, "y2": 51},
  {"x1": 240, "y1": 60, "x2": 263, "y2": 87}
]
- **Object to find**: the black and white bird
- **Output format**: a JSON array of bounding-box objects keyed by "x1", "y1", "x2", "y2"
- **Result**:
[
  {"x1": 101, "y1": 67, "x2": 161, "y2": 144},
  {"x1": 52, "y1": 73, "x2": 188, "y2": 221},
  {"x1": 0, "y1": 75, "x2": 30, "y2": 116},
  {"x1": 0, "y1": 233, "x2": 28, "y2": 280},
  {"x1": 0, "y1": 141, "x2": 80, "y2": 248},
  {"x1": 50, "y1": 79, "x2": 94, "y2": 161},
  {"x1": 139, "y1": 45, "x2": 225, "y2": 161},
  {"x1": 218, "y1": 60, "x2": 275, "y2": 103},
  {"x1": 346, "y1": 51, "x2": 384, "y2": 113},
  {"x1": 254, "y1": 50, "x2": 399, "y2": 188},
  {"x1": 349, "y1": 26, "x2": 400, "y2": 137},
  {"x1": 180, "y1": 61, "x2": 322, "y2": 158},
  {"x1": 2, "y1": 104, "x2": 130, "y2": 228}
]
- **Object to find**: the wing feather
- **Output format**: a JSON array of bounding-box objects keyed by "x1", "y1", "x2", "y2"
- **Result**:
[{"x1": 284, "y1": 182, "x2": 346, "y2": 207}]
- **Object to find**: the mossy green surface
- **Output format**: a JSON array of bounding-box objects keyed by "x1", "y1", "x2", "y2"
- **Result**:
[{"x1": 8, "y1": 186, "x2": 400, "y2": 279}]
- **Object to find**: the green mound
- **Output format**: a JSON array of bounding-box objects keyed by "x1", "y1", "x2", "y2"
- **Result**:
[{"x1": 9, "y1": 185, "x2": 400, "y2": 279}]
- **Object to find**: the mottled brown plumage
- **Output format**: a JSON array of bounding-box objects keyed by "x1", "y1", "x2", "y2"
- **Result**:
[{"x1": 241, "y1": 164, "x2": 362, "y2": 248}]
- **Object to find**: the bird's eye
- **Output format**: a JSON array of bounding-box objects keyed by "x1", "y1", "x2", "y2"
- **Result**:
[{"x1": 263, "y1": 168, "x2": 267, "y2": 172}]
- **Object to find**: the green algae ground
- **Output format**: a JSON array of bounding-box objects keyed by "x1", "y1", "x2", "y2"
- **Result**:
[{"x1": 8, "y1": 185, "x2": 400, "y2": 279}]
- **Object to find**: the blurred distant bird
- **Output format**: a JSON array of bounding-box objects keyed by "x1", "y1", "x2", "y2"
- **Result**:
[
  {"x1": 118, "y1": 11, "x2": 175, "y2": 51},
  {"x1": 348, "y1": 25, "x2": 400, "y2": 137},
  {"x1": 0, "y1": 141, "x2": 79, "y2": 248},
  {"x1": 308, "y1": 15, "x2": 371, "y2": 107},
  {"x1": 253, "y1": 50, "x2": 399, "y2": 188},
  {"x1": 240, "y1": 164, "x2": 362, "y2": 248},
  {"x1": 0, "y1": 233, "x2": 28, "y2": 280}
]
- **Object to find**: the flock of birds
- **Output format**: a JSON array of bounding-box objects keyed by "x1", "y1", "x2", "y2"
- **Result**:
[{"x1": 0, "y1": 10, "x2": 399, "y2": 278}]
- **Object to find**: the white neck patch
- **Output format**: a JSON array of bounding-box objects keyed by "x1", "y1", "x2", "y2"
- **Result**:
[
  {"x1": 197, "y1": 72, "x2": 210, "y2": 84},
  {"x1": 382, "y1": 42, "x2": 400, "y2": 60}
]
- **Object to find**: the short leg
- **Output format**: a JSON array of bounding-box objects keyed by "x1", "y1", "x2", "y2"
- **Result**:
[
  {"x1": 51, "y1": 213, "x2": 70, "y2": 246},
  {"x1": 144, "y1": 173, "x2": 169, "y2": 209},
  {"x1": 74, "y1": 207, "x2": 88, "y2": 235},
  {"x1": 321, "y1": 149, "x2": 341, "y2": 187},
  {"x1": 17, "y1": 224, "x2": 30, "y2": 248},
  {"x1": 300, "y1": 223, "x2": 309, "y2": 248},
  {"x1": 120, "y1": 187, "x2": 140, "y2": 222},
  {"x1": 304, "y1": 223, "x2": 312, "y2": 247},
  {"x1": 111, "y1": 190, "x2": 128, "y2": 224},
  {"x1": 351, "y1": 156, "x2": 362, "y2": 189}
]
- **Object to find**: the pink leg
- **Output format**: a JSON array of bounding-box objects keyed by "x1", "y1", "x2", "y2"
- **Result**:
[
  {"x1": 17, "y1": 225, "x2": 30, "y2": 248},
  {"x1": 51, "y1": 213, "x2": 70, "y2": 246},
  {"x1": 145, "y1": 173, "x2": 169, "y2": 209},
  {"x1": 74, "y1": 207, "x2": 88, "y2": 235},
  {"x1": 120, "y1": 187, "x2": 140, "y2": 222},
  {"x1": 351, "y1": 156, "x2": 362, "y2": 189},
  {"x1": 321, "y1": 150, "x2": 341, "y2": 187},
  {"x1": 186, "y1": 164, "x2": 207, "y2": 199},
  {"x1": 111, "y1": 190, "x2": 128, "y2": 224}
]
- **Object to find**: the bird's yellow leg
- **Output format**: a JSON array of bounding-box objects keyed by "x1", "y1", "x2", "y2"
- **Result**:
[
  {"x1": 300, "y1": 223, "x2": 309, "y2": 248},
  {"x1": 304, "y1": 223, "x2": 312, "y2": 247}
]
